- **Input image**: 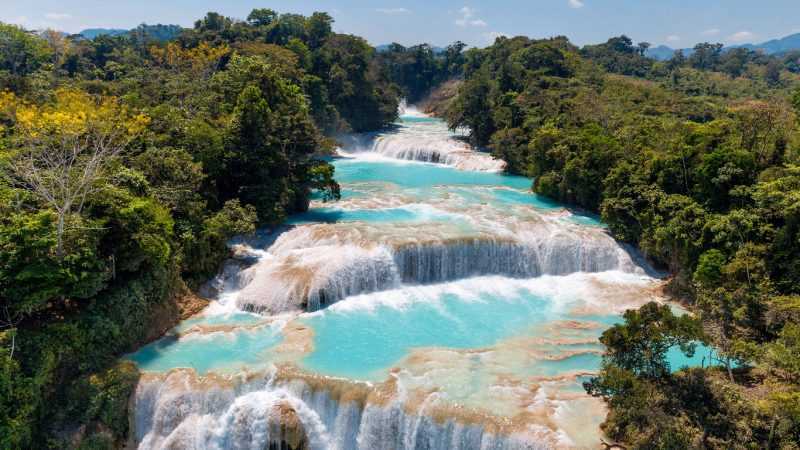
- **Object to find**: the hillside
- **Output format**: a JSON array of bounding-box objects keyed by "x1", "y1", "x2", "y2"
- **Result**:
[{"x1": 647, "y1": 32, "x2": 800, "y2": 60}]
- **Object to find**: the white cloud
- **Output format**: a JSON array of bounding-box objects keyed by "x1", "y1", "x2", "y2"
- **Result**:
[
  {"x1": 44, "y1": 13, "x2": 72, "y2": 20},
  {"x1": 455, "y1": 6, "x2": 487, "y2": 27},
  {"x1": 568, "y1": 0, "x2": 585, "y2": 9},
  {"x1": 666, "y1": 35, "x2": 681, "y2": 43},
  {"x1": 375, "y1": 8, "x2": 410, "y2": 15},
  {"x1": 701, "y1": 28, "x2": 721, "y2": 36},
  {"x1": 729, "y1": 30, "x2": 755, "y2": 42}
]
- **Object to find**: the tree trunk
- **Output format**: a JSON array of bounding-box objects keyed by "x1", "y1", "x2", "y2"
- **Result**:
[
  {"x1": 56, "y1": 211, "x2": 65, "y2": 260},
  {"x1": 726, "y1": 358, "x2": 734, "y2": 382}
]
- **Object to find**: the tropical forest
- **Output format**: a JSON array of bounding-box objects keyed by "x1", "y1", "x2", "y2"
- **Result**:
[{"x1": 1, "y1": 3, "x2": 799, "y2": 450}]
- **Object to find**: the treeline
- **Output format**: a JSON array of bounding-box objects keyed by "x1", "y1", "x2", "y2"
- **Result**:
[
  {"x1": 0, "y1": 9, "x2": 400, "y2": 449},
  {"x1": 583, "y1": 35, "x2": 798, "y2": 83},
  {"x1": 374, "y1": 42, "x2": 467, "y2": 102},
  {"x1": 446, "y1": 35, "x2": 800, "y2": 448}
]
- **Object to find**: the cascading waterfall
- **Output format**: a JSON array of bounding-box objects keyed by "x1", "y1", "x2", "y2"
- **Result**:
[
  {"x1": 126, "y1": 106, "x2": 672, "y2": 450},
  {"x1": 337, "y1": 106, "x2": 506, "y2": 172},
  {"x1": 134, "y1": 370, "x2": 556, "y2": 450},
  {"x1": 229, "y1": 216, "x2": 641, "y2": 314},
  {"x1": 392, "y1": 236, "x2": 637, "y2": 285},
  {"x1": 235, "y1": 243, "x2": 401, "y2": 313}
]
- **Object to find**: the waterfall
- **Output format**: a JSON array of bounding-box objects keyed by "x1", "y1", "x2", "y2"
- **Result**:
[
  {"x1": 235, "y1": 244, "x2": 401, "y2": 314},
  {"x1": 225, "y1": 218, "x2": 642, "y2": 314},
  {"x1": 392, "y1": 237, "x2": 636, "y2": 284},
  {"x1": 133, "y1": 371, "x2": 556, "y2": 450},
  {"x1": 336, "y1": 109, "x2": 506, "y2": 172}
]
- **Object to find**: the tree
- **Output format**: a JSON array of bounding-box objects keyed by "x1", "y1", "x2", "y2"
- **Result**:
[
  {"x1": 305, "y1": 12, "x2": 333, "y2": 49},
  {"x1": 446, "y1": 71, "x2": 494, "y2": 145},
  {"x1": 696, "y1": 243, "x2": 771, "y2": 381},
  {"x1": 315, "y1": 34, "x2": 398, "y2": 131},
  {"x1": 1, "y1": 89, "x2": 149, "y2": 258},
  {"x1": 667, "y1": 49, "x2": 686, "y2": 71},
  {"x1": 689, "y1": 42, "x2": 723, "y2": 70},
  {"x1": 41, "y1": 29, "x2": 70, "y2": 68},
  {"x1": 763, "y1": 323, "x2": 800, "y2": 382},
  {"x1": 719, "y1": 47, "x2": 752, "y2": 78},
  {"x1": 765, "y1": 59, "x2": 782, "y2": 87},
  {"x1": 266, "y1": 13, "x2": 307, "y2": 45},
  {"x1": 636, "y1": 41, "x2": 651, "y2": 57},
  {"x1": 443, "y1": 40, "x2": 467, "y2": 74},
  {"x1": 589, "y1": 302, "x2": 703, "y2": 381},
  {"x1": 0, "y1": 23, "x2": 51, "y2": 90},
  {"x1": 216, "y1": 57, "x2": 325, "y2": 222},
  {"x1": 194, "y1": 12, "x2": 231, "y2": 32},
  {"x1": 730, "y1": 100, "x2": 792, "y2": 167},
  {"x1": 247, "y1": 8, "x2": 277, "y2": 27}
]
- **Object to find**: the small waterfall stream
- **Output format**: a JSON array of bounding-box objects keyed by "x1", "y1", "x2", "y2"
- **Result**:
[{"x1": 126, "y1": 108, "x2": 672, "y2": 450}]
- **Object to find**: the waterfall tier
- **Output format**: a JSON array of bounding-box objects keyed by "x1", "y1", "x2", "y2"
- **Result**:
[
  {"x1": 337, "y1": 115, "x2": 506, "y2": 172},
  {"x1": 133, "y1": 369, "x2": 562, "y2": 450},
  {"x1": 230, "y1": 216, "x2": 642, "y2": 314}
]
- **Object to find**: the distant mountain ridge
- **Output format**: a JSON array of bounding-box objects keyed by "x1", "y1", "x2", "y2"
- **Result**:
[
  {"x1": 78, "y1": 28, "x2": 128, "y2": 39},
  {"x1": 77, "y1": 24, "x2": 183, "y2": 41},
  {"x1": 733, "y1": 33, "x2": 800, "y2": 54},
  {"x1": 645, "y1": 32, "x2": 800, "y2": 60}
]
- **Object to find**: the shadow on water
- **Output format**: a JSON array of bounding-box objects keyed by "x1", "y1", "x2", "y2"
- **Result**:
[
  {"x1": 288, "y1": 209, "x2": 346, "y2": 224},
  {"x1": 229, "y1": 225, "x2": 294, "y2": 251},
  {"x1": 127, "y1": 334, "x2": 181, "y2": 368}
]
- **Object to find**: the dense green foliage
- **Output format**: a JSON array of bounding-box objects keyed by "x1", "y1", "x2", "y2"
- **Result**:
[
  {"x1": 0, "y1": 10, "x2": 400, "y2": 448},
  {"x1": 374, "y1": 42, "x2": 467, "y2": 102},
  {"x1": 447, "y1": 34, "x2": 800, "y2": 448}
]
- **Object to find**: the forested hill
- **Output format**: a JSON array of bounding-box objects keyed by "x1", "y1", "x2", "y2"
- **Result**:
[
  {"x1": 0, "y1": 10, "x2": 398, "y2": 448},
  {"x1": 443, "y1": 35, "x2": 800, "y2": 448}
]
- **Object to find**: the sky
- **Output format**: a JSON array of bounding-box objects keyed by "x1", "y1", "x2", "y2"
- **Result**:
[{"x1": 3, "y1": 0, "x2": 800, "y2": 49}]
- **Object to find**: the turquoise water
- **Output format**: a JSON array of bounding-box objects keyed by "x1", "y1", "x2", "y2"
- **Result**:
[
  {"x1": 333, "y1": 158, "x2": 532, "y2": 190},
  {"x1": 288, "y1": 204, "x2": 464, "y2": 225},
  {"x1": 399, "y1": 115, "x2": 440, "y2": 124},
  {"x1": 299, "y1": 288, "x2": 563, "y2": 380},
  {"x1": 129, "y1": 317, "x2": 283, "y2": 375},
  {"x1": 303, "y1": 158, "x2": 604, "y2": 227},
  {"x1": 297, "y1": 284, "x2": 712, "y2": 381}
]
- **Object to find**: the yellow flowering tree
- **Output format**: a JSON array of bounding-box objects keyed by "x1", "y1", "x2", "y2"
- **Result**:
[{"x1": 1, "y1": 89, "x2": 149, "y2": 257}]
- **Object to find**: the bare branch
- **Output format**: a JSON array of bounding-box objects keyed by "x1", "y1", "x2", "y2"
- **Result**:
[{"x1": 7, "y1": 102, "x2": 139, "y2": 258}]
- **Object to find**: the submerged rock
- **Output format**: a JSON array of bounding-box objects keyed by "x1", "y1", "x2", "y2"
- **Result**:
[{"x1": 270, "y1": 401, "x2": 309, "y2": 450}]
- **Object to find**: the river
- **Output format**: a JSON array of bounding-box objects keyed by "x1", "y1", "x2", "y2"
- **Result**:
[{"x1": 126, "y1": 106, "x2": 700, "y2": 449}]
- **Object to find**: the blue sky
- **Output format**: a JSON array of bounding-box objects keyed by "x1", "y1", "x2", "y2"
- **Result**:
[{"x1": 3, "y1": 0, "x2": 800, "y2": 48}]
